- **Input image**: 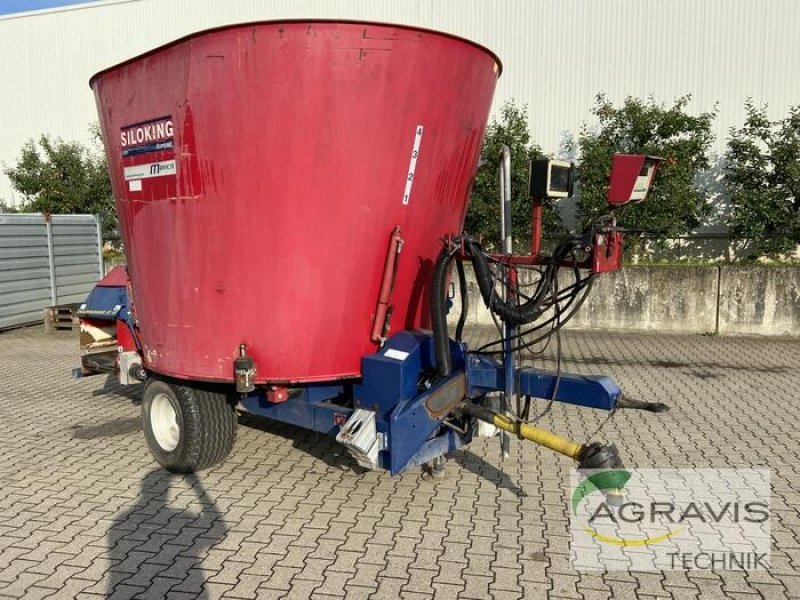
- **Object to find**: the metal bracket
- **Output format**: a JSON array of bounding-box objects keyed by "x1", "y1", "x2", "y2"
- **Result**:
[
  {"x1": 336, "y1": 408, "x2": 385, "y2": 470},
  {"x1": 118, "y1": 351, "x2": 143, "y2": 385}
]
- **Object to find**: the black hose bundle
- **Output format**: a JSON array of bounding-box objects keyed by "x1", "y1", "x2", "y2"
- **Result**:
[
  {"x1": 430, "y1": 235, "x2": 590, "y2": 377},
  {"x1": 431, "y1": 244, "x2": 459, "y2": 377},
  {"x1": 454, "y1": 258, "x2": 468, "y2": 342},
  {"x1": 464, "y1": 238, "x2": 584, "y2": 327},
  {"x1": 465, "y1": 239, "x2": 548, "y2": 327}
]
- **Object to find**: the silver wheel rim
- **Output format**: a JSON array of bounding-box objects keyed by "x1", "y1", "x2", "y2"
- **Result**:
[{"x1": 150, "y1": 392, "x2": 180, "y2": 451}]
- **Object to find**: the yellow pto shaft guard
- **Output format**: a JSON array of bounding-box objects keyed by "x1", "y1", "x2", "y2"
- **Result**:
[
  {"x1": 491, "y1": 412, "x2": 583, "y2": 460},
  {"x1": 461, "y1": 403, "x2": 623, "y2": 471}
]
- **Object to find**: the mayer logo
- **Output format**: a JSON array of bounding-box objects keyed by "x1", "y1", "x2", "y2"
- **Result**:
[
  {"x1": 149, "y1": 162, "x2": 175, "y2": 176},
  {"x1": 121, "y1": 116, "x2": 174, "y2": 157},
  {"x1": 123, "y1": 160, "x2": 177, "y2": 181}
]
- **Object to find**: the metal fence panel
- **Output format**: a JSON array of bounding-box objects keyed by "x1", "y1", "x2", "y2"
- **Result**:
[{"x1": 0, "y1": 213, "x2": 103, "y2": 330}]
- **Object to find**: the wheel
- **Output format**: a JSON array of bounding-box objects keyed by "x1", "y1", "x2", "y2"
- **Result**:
[{"x1": 142, "y1": 378, "x2": 238, "y2": 473}]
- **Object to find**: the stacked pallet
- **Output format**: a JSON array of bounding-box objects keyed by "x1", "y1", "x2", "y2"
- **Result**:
[{"x1": 43, "y1": 304, "x2": 81, "y2": 332}]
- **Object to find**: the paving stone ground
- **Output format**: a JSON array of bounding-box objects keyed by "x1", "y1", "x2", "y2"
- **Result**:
[{"x1": 0, "y1": 325, "x2": 798, "y2": 599}]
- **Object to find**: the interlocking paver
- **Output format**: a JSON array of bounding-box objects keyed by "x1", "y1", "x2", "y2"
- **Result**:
[
  {"x1": 0, "y1": 325, "x2": 799, "y2": 599},
  {"x1": 341, "y1": 586, "x2": 375, "y2": 600},
  {"x1": 370, "y1": 576, "x2": 406, "y2": 598}
]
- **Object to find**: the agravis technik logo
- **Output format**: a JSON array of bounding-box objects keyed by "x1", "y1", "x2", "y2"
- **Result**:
[
  {"x1": 570, "y1": 469, "x2": 771, "y2": 571},
  {"x1": 572, "y1": 469, "x2": 684, "y2": 547}
]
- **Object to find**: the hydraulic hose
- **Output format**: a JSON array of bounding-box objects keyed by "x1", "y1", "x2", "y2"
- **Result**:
[
  {"x1": 455, "y1": 258, "x2": 468, "y2": 342},
  {"x1": 431, "y1": 245, "x2": 457, "y2": 377},
  {"x1": 465, "y1": 238, "x2": 552, "y2": 326},
  {"x1": 432, "y1": 235, "x2": 583, "y2": 374},
  {"x1": 464, "y1": 237, "x2": 584, "y2": 327}
]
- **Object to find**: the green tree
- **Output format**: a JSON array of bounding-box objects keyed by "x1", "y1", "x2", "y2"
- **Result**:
[
  {"x1": 4, "y1": 130, "x2": 116, "y2": 238},
  {"x1": 724, "y1": 102, "x2": 800, "y2": 257},
  {"x1": 466, "y1": 101, "x2": 563, "y2": 249},
  {"x1": 575, "y1": 94, "x2": 716, "y2": 238}
]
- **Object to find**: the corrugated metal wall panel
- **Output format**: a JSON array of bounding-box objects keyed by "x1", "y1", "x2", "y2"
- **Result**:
[
  {"x1": 0, "y1": 215, "x2": 50, "y2": 329},
  {"x1": 1, "y1": 0, "x2": 799, "y2": 220},
  {"x1": 0, "y1": 214, "x2": 102, "y2": 330},
  {"x1": 56, "y1": 263, "x2": 97, "y2": 277},
  {"x1": 51, "y1": 216, "x2": 103, "y2": 305},
  {"x1": 0, "y1": 236, "x2": 46, "y2": 249},
  {"x1": 0, "y1": 267, "x2": 50, "y2": 283}
]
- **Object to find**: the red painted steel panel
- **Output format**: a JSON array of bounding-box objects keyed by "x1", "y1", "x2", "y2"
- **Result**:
[
  {"x1": 96, "y1": 265, "x2": 128, "y2": 287},
  {"x1": 91, "y1": 21, "x2": 499, "y2": 383}
]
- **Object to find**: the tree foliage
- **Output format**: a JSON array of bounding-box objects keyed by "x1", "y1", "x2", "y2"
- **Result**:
[
  {"x1": 724, "y1": 102, "x2": 800, "y2": 257},
  {"x1": 575, "y1": 94, "x2": 716, "y2": 237},
  {"x1": 3, "y1": 130, "x2": 115, "y2": 237},
  {"x1": 466, "y1": 101, "x2": 563, "y2": 249}
]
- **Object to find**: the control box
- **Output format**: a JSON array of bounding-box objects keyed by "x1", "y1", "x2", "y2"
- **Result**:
[
  {"x1": 607, "y1": 154, "x2": 661, "y2": 206},
  {"x1": 529, "y1": 159, "x2": 575, "y2": 199}
]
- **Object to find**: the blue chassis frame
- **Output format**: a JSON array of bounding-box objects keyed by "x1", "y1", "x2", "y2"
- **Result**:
[
  {"x1": 240, "y1": 330, "x2": 621, "y2": 475},
  {"x1": 79, "y1": 285, "x2": 621, "y2": 475}
]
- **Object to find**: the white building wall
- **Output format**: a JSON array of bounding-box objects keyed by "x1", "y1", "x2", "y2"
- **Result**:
[{"x1": 1, "y1": 0, "x2": 799, "y2": 209}]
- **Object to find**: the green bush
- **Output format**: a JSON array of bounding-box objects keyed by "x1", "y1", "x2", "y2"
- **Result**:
[
  {"x1": 465, "y1": 101, "x2": 563, "y2": 249},
  {"x1": 724, "y1": 102, "x2": 800, "y2": 257},
  {"x1": 575, "y1": 94, "x2": 716, "y2": 240},
  {"x1": 3, "y1": 128, "x2": 116, "y2": 239}
]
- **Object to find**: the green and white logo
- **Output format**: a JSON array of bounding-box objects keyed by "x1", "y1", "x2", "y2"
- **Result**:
[
  {"x1": 570, "y1": 468, "x2": 771, "y2": 571},
  {"x1": 571, "y1": 469, "x2": 684, "y2": 547}
]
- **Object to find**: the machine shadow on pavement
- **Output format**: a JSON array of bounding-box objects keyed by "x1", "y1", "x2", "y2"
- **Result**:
[
  {"x1": 450, "y1": 449, "x2": 528, "y2": 497},
  {"x1": 240, "y1": 411, "x2": 529, "y2": 494},
  {"x1": 91, "y1": 373, "x2": 143, "y2": 404},
  {"x1": 237, "y1": 412, "x2": 366, "y2": 474},
  {"x1": 106, "y1": 470, "x2": 225, "y2": 598}
]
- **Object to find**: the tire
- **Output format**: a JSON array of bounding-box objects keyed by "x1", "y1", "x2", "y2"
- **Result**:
[{"x1": 142, "y1": 378, "x2": 238, "y2": 473}]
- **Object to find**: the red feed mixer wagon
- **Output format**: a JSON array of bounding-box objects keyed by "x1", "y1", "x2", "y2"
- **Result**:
[{"x1": 78, "y1": 20, "x2": 665, "y2": 476}]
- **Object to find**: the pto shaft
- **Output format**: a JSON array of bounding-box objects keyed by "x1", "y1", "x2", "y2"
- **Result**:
[
  {"x1": 493, "y1": 412, "x2": 583, "y2": 459},
  {"x1": 462, "y1": 404, "x2": 623, "y2": 469}
]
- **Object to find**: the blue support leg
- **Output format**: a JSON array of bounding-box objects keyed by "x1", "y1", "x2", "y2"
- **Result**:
[
  {"x1": 400, "y1": 428, "x2": 466, "y2": 471},
  {"x1": 387, "y1": 372, "x2": 467, "y2": 475}
]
